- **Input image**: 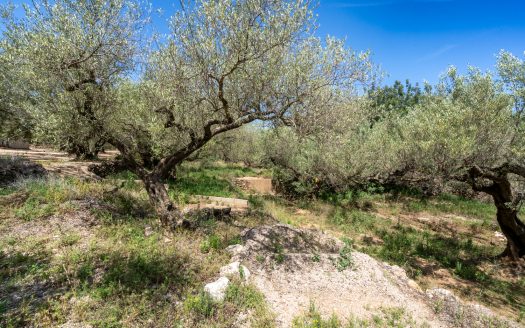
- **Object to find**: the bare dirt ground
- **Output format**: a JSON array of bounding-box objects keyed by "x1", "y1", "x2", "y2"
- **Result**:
[
  {"x1": 230, "y1": 224, "x2": 521, "y2": 327},
  {"x1": 235, "y1": 176, "x2": 274, "y2": 194},
  {"x1": 0, "y1": 147, "x2": 117, "y2": 180}
]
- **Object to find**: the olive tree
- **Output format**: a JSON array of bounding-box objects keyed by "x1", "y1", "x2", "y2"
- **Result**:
[
  {"x1": 388, "y1": 66, "x2": 525, "y2": 259},
  {"x1": 0, "y1": 41, "x2": 34, "y2": 141},
  {"x1": 100, "y1": 0, "x2": 373, "y2": 226},
  {"x1": 264, "y1": 93, "x2": 390, "y2": 197},
  {"x1": 198, "y1": 126, "x2": 269, "y2": 166},
  {"x1": 497, "y1": 50, "x2": 525, "y2": 116},
  {"x1": 4, "y1": 0, "x2": 373, "y2": 226},
  {"x1": 1, "y1": 0, "x2": 148, "y2": 158}
]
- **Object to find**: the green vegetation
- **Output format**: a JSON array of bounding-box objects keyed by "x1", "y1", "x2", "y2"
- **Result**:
[
  {"x1": 401, "y1": 194, "x2": 497, "y2": 224},
  {"x1": 1, "y1": 161, "x2": 524, "y2": 325},
  {"x1": 335, "y1": 238, "x2": 354, "y2": 271},
  {"x1": 262, "y1": 186, "x2": 524, "y2": 319},
  {"x1": 292, "y1": 302, "x2": 423, "y2": 328},
  {"x1": 1, "y1": 0, "x2": 525, "y2": 325},
  {"x1": 170, "y1": 167, "x2": 245, "y2": 198},
  {"x1": 0, "y1": 175, "x2": 272, "y2": 327},
  {"x1": 183, "y1": 282, "x2": 274, "y2": 327}
]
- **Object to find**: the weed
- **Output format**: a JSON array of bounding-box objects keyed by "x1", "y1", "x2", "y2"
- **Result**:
[
  {"x1": 293, "y1": 303, "x2": 420, "y2": 328},
  {"x1": 59, "y1": 234, "x2": 80, "y2": 247},
  {"x1": 335, "y1": 238, "x2": 354, "y2": 271},
  {"x1": 200, "y1": 234, "x2": 222, "y2": 253},
  {"x1": 184, "y1": 291, "x2": 217, "y2": 319},
  {"x1": 272, "y1": 242, "x2": 285, "y2": 264},
  {"x1": 225, "y1": 282, "x2": 265, "y2": 309},
  {"x1": 433, "y1": 298, "x2": 445, "y2": 314},
  {"x1": 292, "y1": 302, "x2": 340, "y2": 328},
  {"x1": 329, "y1": 208, "x2": 380, "y2": 233},
  {"x1": 248, "y1": 195, "x2": 265, "y2": 209}
]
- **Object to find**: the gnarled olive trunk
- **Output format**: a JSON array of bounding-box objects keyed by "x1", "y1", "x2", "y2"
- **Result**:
[
  {"x1": 141, "y1": 173, "x2": 186, "y2": 228},
  {"x1": 459, "y1": 165, "x2": 525, "y2": 260},
  {"x1": 63, "y1": 136, "x2": 106, "y2": 160},
  {"x1": 493, "y1": 200, "x2": 525, "y2": 259}
]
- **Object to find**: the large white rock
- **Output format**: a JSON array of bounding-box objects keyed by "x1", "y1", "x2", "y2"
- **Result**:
[
  {"x1": 204, "y1": 277, "x2": 230, "y2": 301},
  {"x1": 220, "y1": 261, "x2": 251, "y2": 281}
]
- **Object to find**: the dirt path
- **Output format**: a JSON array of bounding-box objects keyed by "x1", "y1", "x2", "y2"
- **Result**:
[{"x1": 0, "y1": 147, "x2": 117, "y2": 180}]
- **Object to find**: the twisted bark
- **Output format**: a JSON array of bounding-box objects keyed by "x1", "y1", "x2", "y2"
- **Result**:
[{"x1": 455, "y1": 163, "x2": 525, "y2": 260}]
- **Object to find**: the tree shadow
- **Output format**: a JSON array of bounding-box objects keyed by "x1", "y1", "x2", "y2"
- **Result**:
[{"x1": 1, "y1": 237, "x2": 198, "y2": 326}]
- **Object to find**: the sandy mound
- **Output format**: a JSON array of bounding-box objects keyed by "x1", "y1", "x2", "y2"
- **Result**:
[{"x1": 228, "y1": 224, "x2": 520, "y2": 328}]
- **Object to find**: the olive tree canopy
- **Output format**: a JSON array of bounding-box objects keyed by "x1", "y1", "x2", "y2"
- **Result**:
[
  {"x1": 1, "y1": 0, "x2": 149, "y2": 158},
  {"x1": 386, "y1": 65, "x2": 525, "y2": 259},
  {"x1": 3, "y1": 0, "x2": 375, "y2": 226}
]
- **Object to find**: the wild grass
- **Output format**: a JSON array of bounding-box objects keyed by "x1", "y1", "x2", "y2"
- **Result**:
[
  {"x1": 0, "y1": 173, "x2": 273, "y2": 327},
  {"x1": 183, "y1": 281, "x2": 274, "y2": 327},
  {"x1": 1, "y1": 162, "x2": 522, "y2": 325},
  {"x1": 401, "y1": 193, "x2": 496, "y2": 223},
  {"x1": 260, "y1": 184, "x2": 523, "y2": 319},
  {"x1": 292, "y1": 302, "x2": 424, "y2": 328}
]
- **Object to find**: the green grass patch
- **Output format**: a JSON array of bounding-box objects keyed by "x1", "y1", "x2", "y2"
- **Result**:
[
  {"x1": 170, "y1": 173, "x2": 239, "y2": 198},
  {"x1": 328, "y1": 208, "x2": 385, "y2": 233},
  {"x1": 168, "y1": 162, "x2": 267, "y2": 199},
  {"x1": 292, "y1": 302, "x2": 422, "y2": 328},
  {"x1": 402, "y1": 194, "x2": 496, "y2": 223},
  {"x1": 183, "y1": 281, "x2": 274, "y2": 327},
  {"x1": 0, "y1": 186, "x2": 17, "y2": 196}
]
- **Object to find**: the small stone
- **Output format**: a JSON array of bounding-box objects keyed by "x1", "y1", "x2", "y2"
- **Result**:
[
  {"x1": 204, "y1": 277, "x2": 230, "y2": 301},
  {"x1": 220, "y1": 261, "x2": 251, "y2": 280},
  {"x1": 494, "y1": 231, "x2": 506, "y2": 241},
  {"x1": 225, "y1": 244, "x2": 244, "y2": 257}
]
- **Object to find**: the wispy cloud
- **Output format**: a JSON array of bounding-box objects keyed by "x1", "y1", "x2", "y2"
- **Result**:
[
  {"x1": 417, "y1": 44, "x2": 457, "y2": 62},
  {"x1": 332, "y1": 0, "x2": 453, "y2": 8}
]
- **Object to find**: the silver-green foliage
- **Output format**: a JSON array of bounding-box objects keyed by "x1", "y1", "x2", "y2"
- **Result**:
[
  {"x1": 1, "y1": 0, "x2": 148, "y2": 154},
  {"x1": 104, "y1": 0, "x2": 374, "y2": 171}
]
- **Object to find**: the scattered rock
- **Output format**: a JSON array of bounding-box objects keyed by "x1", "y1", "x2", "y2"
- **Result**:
[
  {"x1": 220, "y1": 261, "x2": 251, "y2": 281},
  {"x1": 182, "y1": 206, "x2": 233, "y2": 222},
  {"x1": 240, "y1": 224, "x2": 343, "y2": 258},
  {"x1": 494, "y1": 231, "x2": 506, "y2": 241},
  {"x1": 188, "y1": 195, "x2": 249, "y2": 215},
  {"x1": 144, "y1": 225, "x2": 153, "y2": 237},
  {"x1": 204, "y1": 277, "x2": 230, "y2": 301},
  {"x1": 225, "y1": 244, "x2": 245, "y2": 258}
]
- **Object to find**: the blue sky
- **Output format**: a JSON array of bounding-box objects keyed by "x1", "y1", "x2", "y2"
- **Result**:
[
  {"x1": 5, "y1": 0, "x2": 525, "y2": 85},
  {"x1": 313, "y1": 0, "x2": 525, "y2": 84},
  {"x1": 153, "y1": 0, "x2": 525, "y2": 85}
]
